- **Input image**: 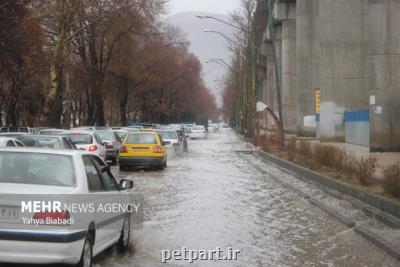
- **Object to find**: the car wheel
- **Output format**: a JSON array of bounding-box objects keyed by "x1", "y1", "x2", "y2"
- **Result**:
[
  {"x1": 76, "y1": 235, "x2": 93, "y2": 267},
  {"x1": 163, "y1": 159, "x2": 167, "y2": 168},
  {"x1": 119, "y1": 165, "x2": 126, "y2": 171},
  {"x1": 117, "y1": 216, "x2": 130, "y2": 253}
]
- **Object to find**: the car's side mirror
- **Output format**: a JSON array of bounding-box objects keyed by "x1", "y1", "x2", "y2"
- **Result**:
[{"x1": 119, "y1": 179, "x2": 134, "y2": 190}]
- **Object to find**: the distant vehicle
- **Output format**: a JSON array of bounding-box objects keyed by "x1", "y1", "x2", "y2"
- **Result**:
[
  {"x1": 141, "y1": 124, "x2": 159, "y2": 129},
  {"x1": 62, "y1": 130, "x2": 107, "y2": 160},
  {"x1": 158, "y1": 130, "x2": 181, "y2": 149},
  {"x1": 119, "y1": 132, "x2": 167, "y2": 170},
  {"x1": 17, "y1": 135, "x2": 77, "y2": 150},
  {"x1": 190, "y1": 125, "x2": 207, "y2": 139},
  {"x1": 113, "y1": 130, "x2": 128, "y2": 144},
  {"x1": 0, "y1": 137, "x2": 25, "y2": 147},
  {"x1": 0, "y1": 126, "x2": 33, "y2": 133},
  {"x1": 94, "y1": 130, "x2": 120, "y2": 164},
  {"x1": 38, "y1": 128, "x2": 66, "y2": 136},
  {"x1": 208, "y1": 123, "x2": 220, "y2": 133},
  {"x1": 0, "y1": 148, "x2": 133, "y2": 266},
  {"x1": 0, "y1": 132, "x2": 32, "y2": 139},
  {"x1": 71, "y1": 126, "x2": 110, "y2": 131},
  {"x1": 32, "y1": 127, "x2": 49, "y2": 134},
  {"x1": 126, "y1": 126, "x2": 142, "y2": 130}
]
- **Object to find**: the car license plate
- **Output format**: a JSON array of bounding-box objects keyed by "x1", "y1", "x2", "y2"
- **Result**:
[{"x1": 0, "y1": 206, "x2": 19, "y2": 221}]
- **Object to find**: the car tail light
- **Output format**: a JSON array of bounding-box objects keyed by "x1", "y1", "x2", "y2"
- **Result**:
[
  {"x1": 88, "y1": 145, "x2": 97, "y2": 151},
  {"x1": 105, "y1": 143, "x2": 113, "y2": 149},
  {"x1": 154, "y1": 146, "x2": 162, "y2": 153},
  {"x1": 34, "y1": 211, "x2": 70, "y2": 221},
  {"x1": 120, "y1": 146, "x2": 128, "y2": 153}
]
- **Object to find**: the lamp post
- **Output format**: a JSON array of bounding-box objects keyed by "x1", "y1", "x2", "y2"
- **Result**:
[{"x1": 196, "y1": 15, "x2": 242, "y2": 31}]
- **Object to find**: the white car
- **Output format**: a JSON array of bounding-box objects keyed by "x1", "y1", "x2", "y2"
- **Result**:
[
  {"x1": 0, "y1": 137, "x2": 25, "y2": 147},
  {"x1": 158, "y1": 130, "x2": 182, "y2": 154},
  {"x1": 63, "y1": 130, "x2": 107, "y2": 160},
  {"x1": 0, "y1": 148, "x2": 134, "y2": 266},
  {"x1": 189, "y1": 126, "x2": 207, "y2": 139}
]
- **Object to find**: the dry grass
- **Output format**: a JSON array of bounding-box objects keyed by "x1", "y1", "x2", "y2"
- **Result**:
[
  {"x1": 262, "y1": 140, "x2": 399, "y2": 200},
  {"x1": 286, "y1": 139, "x2": 297, "y2": 161},
  {"x1": 355, "y1": 157, "x2": 378, "y2": 186},
  {"x1": 383, "y1": 163, "x2": 400, "y2": 197},
  {"x1": 281, "y1": 141, "x2": 378, "y2": 187}
]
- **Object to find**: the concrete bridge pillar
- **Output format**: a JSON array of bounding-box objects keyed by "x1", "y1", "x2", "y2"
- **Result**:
[
  {"x1": 369, "y1": 0, "x2": 400, "y2": 152},
  {"x1": 296, "y1": 0, "x2": 319, "y2": 137},
  {"x1": 318, "y1": 0, "x2": 369, "y2": 142},
  {"x1": 275, "y1": 0, "x2": 297, "y2": 133}
]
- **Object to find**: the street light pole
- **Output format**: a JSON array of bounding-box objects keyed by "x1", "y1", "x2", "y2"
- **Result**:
[{"x1": 196, "y1": 15, "x2": 242, "y2": 31}]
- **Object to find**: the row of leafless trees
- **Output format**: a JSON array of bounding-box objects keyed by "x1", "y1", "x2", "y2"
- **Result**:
[{"x1": 0, "y1": 0, "x2": 218, "y2": 127}]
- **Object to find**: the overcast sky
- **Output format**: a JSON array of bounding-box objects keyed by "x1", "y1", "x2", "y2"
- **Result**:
[{"x1": 167, "y1": 0, "x2": 242, "y2": 15}]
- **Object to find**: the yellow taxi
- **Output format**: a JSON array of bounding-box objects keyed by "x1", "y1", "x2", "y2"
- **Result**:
[{"x1": 119, "y1": 132, "x2": 167, "y2": 170}]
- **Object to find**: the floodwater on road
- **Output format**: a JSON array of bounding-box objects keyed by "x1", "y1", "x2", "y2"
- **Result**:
[{"x1": 96, "y1": 128, "x2": 398, "y2": 267}]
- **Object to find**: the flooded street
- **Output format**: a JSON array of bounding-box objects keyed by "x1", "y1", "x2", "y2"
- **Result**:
[{"x1": 96, "y1": 129, "x2": 397, "y2": 267}]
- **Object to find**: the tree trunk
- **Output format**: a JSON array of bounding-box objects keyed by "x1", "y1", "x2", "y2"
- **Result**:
[
  {"x1": 119, "y1": 88, "x2": 129, "y2": 126},
  {"x1": 48, "y1": 68, "x2": 64, "y2": 127},
  {"x1": 6, "y1": 101, "x2": 19, "y2": 126},
  {"x1": 95, "y1": 94, "x2": 105, "y2": 126}
]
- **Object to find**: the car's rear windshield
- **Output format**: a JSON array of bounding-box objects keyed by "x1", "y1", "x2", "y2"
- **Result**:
[
  {"x1": 159, "y1": 131, "x2": 178, "y2": 140},
  {"x1": 126, "y1": 133, "x2": 157, "y2": 144},
  {"x1": 95, "y1": 130, "x2": 113, "y2": 141},
  {"x1": 65, "y1": 133, "x2": 93, "y2": 144},
  {"x1": 19, "y1": 136, "x2": 62, "y2": 149},
  {"x1": 0, "y1": 152, "x2": 75, "y2": 187}
]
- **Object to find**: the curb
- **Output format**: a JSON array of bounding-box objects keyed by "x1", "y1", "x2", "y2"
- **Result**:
[
  {"x1": 254, "y1": 149, "x2": 400, "y2": 261},
  {"x1": 308, "y1": 198, "x2": 355, "y2": 228},
  {"x1": 355, "y1": 226, "x2": 400, "y2": 261},
  {"x1": 255, "y1": 149, "x2": 400, "y2": 220}
]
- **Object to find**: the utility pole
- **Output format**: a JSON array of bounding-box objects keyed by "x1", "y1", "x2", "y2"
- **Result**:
[{"x1": 266, "y1": 0, "x2": 285, "y2": 147}]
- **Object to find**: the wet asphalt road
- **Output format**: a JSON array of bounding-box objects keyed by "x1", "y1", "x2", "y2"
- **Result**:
[
  {"x1": 95, "y1": 128, "x2": 398, "y2": 267},
  {"x1": 1, "y1": 128, "x2": 399, "y2": 267}
]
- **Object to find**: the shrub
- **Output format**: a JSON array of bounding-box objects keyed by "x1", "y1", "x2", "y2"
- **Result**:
[
  {"x1": 298, "y1": 141, "x2": 313, "y2": 158},
  {"x1": 383, "y1": 163, "x2": 400, "y2": 197},
  {"x1": 286, "y1": 139, "x2": 297, "y2": 161},
  {"x1": 343, "y1": 153, "x2": 357, "y2": 175},
  {"x1": 313, "y1": 144, "x2": 337, "y2": 168},
  {"x1": 355, "y1": 156, "x2": 378, "y2": 186}
]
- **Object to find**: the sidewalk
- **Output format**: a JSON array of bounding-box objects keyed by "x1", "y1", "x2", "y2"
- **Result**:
[{"x1": 308, "y1": 140, "x2": 400, "y2": 179}]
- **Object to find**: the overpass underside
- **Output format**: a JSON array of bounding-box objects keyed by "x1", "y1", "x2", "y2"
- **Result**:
[{"x1": 255, "y1": 0, "x2": 400, "y2": 152}]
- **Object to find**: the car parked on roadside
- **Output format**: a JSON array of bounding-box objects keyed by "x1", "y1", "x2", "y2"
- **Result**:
[
  {"x1": 38, "y1": 128, "x2": 66, "y2": 136},
  {"x1": 0, "y1": 132, "x2": 32, "y2": 139},
  {"x1": 94, "y1": 130, "x2": 120, "y2": 164},
  {"x1": 189, "y1": 125, "x2": 207, "y2": 139},
  {"x1": 0, "y1": 137, "x2": 25, "y2": 147},
  {"x1": 17, "y1": 135, "x2": 77, "y2": 150},
  {"x1": 62, "y1": 130, "x2": 107, "y2": 160},
  {"x1": 119, "y1": 132, "x2": 167, "y2": 171},
  {"x1": 0, "y1": 148, "x2": 133, "y2": 267}
]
